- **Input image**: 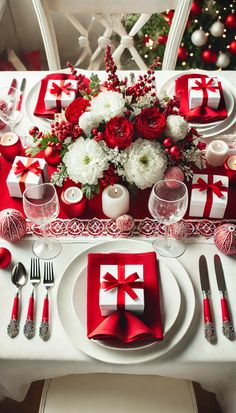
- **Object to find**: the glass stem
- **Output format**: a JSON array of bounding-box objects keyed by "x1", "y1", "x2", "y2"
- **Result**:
[
  {"x1": 164, "y1": 225, "x2": 171, "y2": 250},
  {"x1": 42, "y1": 225, "x2": 49, "y2": 248}
]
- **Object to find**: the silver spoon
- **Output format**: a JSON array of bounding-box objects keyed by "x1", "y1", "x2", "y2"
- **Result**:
[{"x1": 7, "y1": 262, "x2": 27, "y2": 338}]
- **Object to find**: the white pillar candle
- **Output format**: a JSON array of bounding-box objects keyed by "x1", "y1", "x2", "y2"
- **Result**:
[
  {"x1": 64, "y1": 187, "x2": 83, "y2": 204},
  {"x1": 102, "y1": 184, "x2": 130, "y2": 218},
  {"x1": 206, "y1": 140, "x2": 228, "y2": 167}
]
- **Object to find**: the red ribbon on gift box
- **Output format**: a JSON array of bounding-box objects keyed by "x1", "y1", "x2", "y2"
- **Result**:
[
  {"x1": 101, "y1": 266, "x2": 144, "y2": 311},
  {"x1": 192, "y1": 78, "x2": 218, "y2": 108},
  {"x1": 192, "y1": 176, "x2": 228, "y2": 217},
  {"x1": 50, "y1": 80, "x2": 73, "y2": 111},
  {"x1": 13, "y1": 158, "x2": 43, "y2": 194}
]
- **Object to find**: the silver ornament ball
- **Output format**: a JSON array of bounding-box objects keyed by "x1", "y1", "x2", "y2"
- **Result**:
[
  {"x1": 216, "y1": 53, "x2": 230, "y2": 68},
  {"x1": 210, "y1": 21, "x2": 224, "y2": 37},
  {"x1": 191, "y1": 29, "x2": 208, "y2": 47}
]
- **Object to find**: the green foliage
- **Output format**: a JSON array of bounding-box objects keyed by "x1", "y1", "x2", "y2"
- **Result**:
[{"x1": 81, "y1": 183, "x2": 100, "y2": 200}]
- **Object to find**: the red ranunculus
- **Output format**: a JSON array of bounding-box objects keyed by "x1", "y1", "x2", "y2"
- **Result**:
[
  {"x1": 65, "y1": 98, "x2": 90, "y2": 124},
  {"x1": 135, "y1": 107, "x2": 166, "y2": 140},
  {"x1": 104, "y1": 116, "x2": 134, "y2": 149}
]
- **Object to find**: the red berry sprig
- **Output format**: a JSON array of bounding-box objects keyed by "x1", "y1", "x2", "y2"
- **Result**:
[
  {"x1": 50, "y1": 120, "x2": 82, "y2": 142},
  {"x1": 104, "y1": 46, "x2": 120, "y2": 91}
]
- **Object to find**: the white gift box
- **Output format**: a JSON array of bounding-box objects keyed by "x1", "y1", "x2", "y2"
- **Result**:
[
  {"x1": 188, "y1": 77, "x2": 221, "y2": 110},
  {"x1": 7, "y1": 156, "x2": 49, "y2": 198},
  {"x1": 189, "y1": 174, "x2": 229, "y2": 218},
  {"x1": 44, "y1": 79, "x2": 77, "y2": 110},
  {"x1": 99, "y1": 264, "x2": 144, "y2": 316}
]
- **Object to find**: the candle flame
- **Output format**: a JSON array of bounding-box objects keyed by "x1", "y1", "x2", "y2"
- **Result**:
[
  {"x1": 114, "y1": 188, "x2": 118, "y2": 194},
  {"x1": 71, "y1": 190, "x2": 75, "y2": 197}
]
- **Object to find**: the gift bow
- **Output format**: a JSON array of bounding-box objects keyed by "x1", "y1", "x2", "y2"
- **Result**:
[
  {"x1": 192, "y1": 77, "x2": 218, "y2": 93},
  {"x1": 192, "y1": 177, "x2": 225, "y2": 198},
  {"x1": 50, "y1": 80, "x2": 72, "y2": 96},
  {"x1": 101, "y1": 267, "x2": 143, "y2": 301},
  {"x1": 13, "y1": 159, "x2": 42, "y2": 177}
]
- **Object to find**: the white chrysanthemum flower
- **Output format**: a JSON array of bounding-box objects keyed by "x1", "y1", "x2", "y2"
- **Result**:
[
  {"x1": 165, "y1": 115, "x2": 189, "y2": 142},
  {"x1": 122, "y1": 138, "x2": 167, "y2": 190},
  {"x1": 63, "y1": 137, "x2": 109, "y2": 185},
  {"x1": 79, "y1": 111, "x2": 102, "y2": 137},
  {"x1": 90, "y1": 91, "x2": 126, "y2": 121}
]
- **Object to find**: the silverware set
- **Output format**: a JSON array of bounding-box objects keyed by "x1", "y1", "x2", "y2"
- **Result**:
[
  {"x1": 8, "y1": 258, "x2": 54, "y2": 341},
  {"x1": 199, "y1": 254, "x2": 234, "y2": 344},
  {"x1": 8, "y1": 77, "x2": 26, "y2": 111}
]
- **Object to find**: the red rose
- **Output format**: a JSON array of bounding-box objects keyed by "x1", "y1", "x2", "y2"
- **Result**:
[
  {"x1": 65, "y1": 98, "x2": 90, "y2": 124},
  {"x1": 135, "y1": 107, "x2": 166, "y2": 140},
  {"x1": 104, "y1": 116, "x2": 134, "y2": 149}
]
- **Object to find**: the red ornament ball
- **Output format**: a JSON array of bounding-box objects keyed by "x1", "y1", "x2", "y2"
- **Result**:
[
  {"x1": 164, "y1": 10, "x2": 174, "y2": 25},
  {"x1": 0, "y1": 209, "x2": 26, "y2": 242},
  {"x1": 229, "y1": 40, "x2": 236, "y2": 55},
  {"x1": 170, "y1": 145, "x2": 180, "y2": 156},
  {"x1": 201, "y1": 49, "x2": 217, "y2": 64},
  {"x1": 214, "y1": 224, "x2": 236, "y2": 255},
  {"x1": 224, "y1": 14, "x2": 236, "y2": 30},
  {"x1": 178, "y1": 46, "x2": 188, "y2": 61},
  {"x1": 116, "y1": 215, "x2": 135, "y2": 233},
  {"x1": 190, "y1": 0, "x2": 202, "y2": 17},
  {"x1": 158, "y1": 34, "x2": 168, "y2": 45},
  {"x1": 0, "y1": 247, "x2": 11, "y2": 269},
  {"x1": 164, "y1": 166, "x2": 185, "y2": 182},
  {"x1": 44, "y1": 146, "x2": 61, "y2": 166},
  {"x1": 29, "y1": 126, "x2": 39, "y2": 136}
]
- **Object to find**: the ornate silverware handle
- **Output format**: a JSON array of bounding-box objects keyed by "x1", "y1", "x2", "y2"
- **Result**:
[
  {"x1": 7, "y1": 293, "x2": 20, "y2": 338},
  {"x1": 221, "y1": 294, "x2": 234, "y2": 340},
  {"x1": 203, "y1": 293, "x2": 216, "y2": 344},
  {"x1": 23, "y1": 292, "x2": 35, "y2": 339},
  {"x1": 39, "y1": 294, "x2": 50, "y2": 341}
]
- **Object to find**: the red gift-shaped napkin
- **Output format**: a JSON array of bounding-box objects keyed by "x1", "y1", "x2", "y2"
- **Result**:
[
  {"x1": 175, "y1": 73, "x2": 227, "y2": 124},
  {"x1": 87, "y1": 252, "x2": 163, "y2": 344}
]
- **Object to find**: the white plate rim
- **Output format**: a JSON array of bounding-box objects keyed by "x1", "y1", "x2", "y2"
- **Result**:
[
  {"x1": 57, "y1": 239, "x2": 195, "y2": 364},
  {"x1": 72, "y1": 259, "x2": 181, "y2": 351}
]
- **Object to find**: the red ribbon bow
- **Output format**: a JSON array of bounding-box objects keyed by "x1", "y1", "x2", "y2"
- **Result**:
[
  {"x1": 192, "y1": 78, "x2": 218, "y2": 108},
  {"x1": 13, "y1": 159, "x2": 43, "y2": 194},
  {"x1": 101, "y1": 265, "x2": 144, "y2": 311},
  {"x1": 50, "y1": 81, "x2": 72, "y2": 96},
  {"x1": 192, "y1": 176, "x2": 228, "y2": 217}
]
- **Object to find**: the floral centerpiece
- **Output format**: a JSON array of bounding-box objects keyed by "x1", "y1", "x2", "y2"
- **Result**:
[{"x1": 27, "y1": 46, "x2": 205, "y2": 199}]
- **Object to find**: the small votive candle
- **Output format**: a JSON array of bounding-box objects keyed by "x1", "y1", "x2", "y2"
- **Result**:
[
  {"x1": 206, "y1": 140, "x2": 228, "y2": 167},
  {"x1": 0, "y1": 132, "x2": 23, "y2": 162},
  {"x1": 224, "y1": 155, "x2": 236, "y2": 184},
  {"x1": 102, "y1": 184, "x2": 130, "y2": 219},
  {"x1": 60, "y1": 186, "x2": 87, "y2": 217}
]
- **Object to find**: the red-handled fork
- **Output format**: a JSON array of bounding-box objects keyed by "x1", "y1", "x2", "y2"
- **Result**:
[
  {"x1": 23, "y1": 258, "x2": 41, "y2": 339},
  {"x1": 39, "y1": 262, "x2": 54, "y2": 341}
]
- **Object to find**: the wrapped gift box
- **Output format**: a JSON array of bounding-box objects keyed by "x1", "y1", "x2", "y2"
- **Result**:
[
  {"x1": 7, "y1": 156, "x2": 49, "y2": 198},
  {"x1": 44, "y1": 79, "x2": 77, "y2": 111},
  {"x1": 99, "y1": 264, "x2": 144, "y2": 316},
  {"x1": 188, "y1": 77, "x2": 221, "y2": 110},
  {"x1": 189, "y1": 174, "x2": 229, "y2": 218}
]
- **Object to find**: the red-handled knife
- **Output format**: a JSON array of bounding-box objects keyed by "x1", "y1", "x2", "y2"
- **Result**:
[
  {"x1": 214, "y1": 254, "x2": 234, "y2": 340},
  {"x1": 199, "y1": 255, "x2": 216, "y2": 343},
  {"x1": 16, "y1": 78, "x2": 26, "y2": 111}
]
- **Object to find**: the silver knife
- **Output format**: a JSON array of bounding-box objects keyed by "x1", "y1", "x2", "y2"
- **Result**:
[
  {"x1": 199, "y1": 255, "x2": 216, "y2": 343},
  {"x1": 16, "y1": 78, "x2": 26, "y2": 111},
  {"x1": 214, "y1": 254, "x2": 234, "y2": 340}
]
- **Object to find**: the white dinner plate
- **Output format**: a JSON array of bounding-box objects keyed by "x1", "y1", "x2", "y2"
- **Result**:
[
  {"x1": 57, "y1": 239, "x2": 195, "y2": 364},
  {"x1": 72, "y1": 259, "x2": 181, "y2": 351}
]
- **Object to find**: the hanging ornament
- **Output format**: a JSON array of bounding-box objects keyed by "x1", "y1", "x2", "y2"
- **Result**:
[
  {"x1": 229, "y1": 40, "x2": 236, "y2": 55},
  {"x1": 0, "y1": 209, "x2": 27, "y2": 242},
  {"x1": 224, "y1": 14, "x2": 236, "y2": 30},
  {"x1": 0, "y1": 247, "x2": 11, "y2": 269},
  {"x1": 214, "y1": 224, "x2": 236, "y2": 255},
  {"x1": 210, "y1": 21, "x2": 225, "y2": 37},
  {"x1": 157, "y1": 34, "x2": 168, "y2": 45},
  {"x1": 164, "y1": 166, "x2": 185, "y2": 182},
  {"x1": 190, "y1": 0, "x2": 202, "y2": 17},
  {"x1": 191, "y1": 29, "x2": 208, "y2": 47},
  {"x1": 178, "y1": 46, "x2": 188, "y2": 61},
  {"x1": 201, "y1": 49, "x2": 217, "y2": 64},
  {"x1": 164, "y1": 10, "x2": 174, "y2": 25},
  {"x1": 216, "y1": 53, "x2": 230, "y2": 68},
  {"x1": 44, "y1": 146, "x2": 61, "y2": 166}
]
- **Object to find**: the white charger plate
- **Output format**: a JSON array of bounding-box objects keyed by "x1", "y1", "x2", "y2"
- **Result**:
[
  {"x1": 72, "y1": 259, "x2": 181, "y2": 351},
  {"x1": 57, "y1": 239, "x2": 195, "y2": 364}
]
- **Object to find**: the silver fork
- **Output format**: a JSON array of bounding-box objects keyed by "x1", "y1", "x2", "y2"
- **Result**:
[
  {"x1": 23, "y1": 258, "x2": 41, "y2": 339},
  {"x1": 39, "y1": 262, "x2": 54, "y2": 341}
]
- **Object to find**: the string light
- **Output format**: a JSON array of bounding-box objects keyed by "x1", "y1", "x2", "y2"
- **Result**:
[
  {"x1": 182, "y1": 61, "x2": 186, "y2": 66},
  {"x1": 194, "y1": 19, "x2": 198, "y2": 23},
  {"x1": 190, "y1": 53, "x2": 194, "y2": 56}
]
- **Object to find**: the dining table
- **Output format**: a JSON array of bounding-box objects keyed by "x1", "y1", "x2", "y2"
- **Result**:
[{"x1": 0, "y1": 69, "x2": 236, "y2": 413}]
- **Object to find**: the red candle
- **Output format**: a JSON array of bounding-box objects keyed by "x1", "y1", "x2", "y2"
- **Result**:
[
  {"x1": 0, "y1": 132, "x2": 23, "y2": 162},
  {"x1": 60, "y1": 187, "x2": 87, "y2": 217},
  {"x1": 224, "y1": 155, "x2": 236, "y2": 184}
]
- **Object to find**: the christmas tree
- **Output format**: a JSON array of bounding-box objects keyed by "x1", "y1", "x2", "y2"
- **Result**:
[{"x1": 123, "y1": 0, "x2": 236, "y2": 70}]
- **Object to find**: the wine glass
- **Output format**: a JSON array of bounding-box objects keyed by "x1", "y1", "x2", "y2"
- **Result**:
[
  {"x1": 0, "y1": 87, "x2": 22, "y2": 131},
  {"x1": 23, "y1": 183, "x2": 62, "y2": 260},
  {"x1": 148, "y1": 179, "x2": 188, "y2": 258}
]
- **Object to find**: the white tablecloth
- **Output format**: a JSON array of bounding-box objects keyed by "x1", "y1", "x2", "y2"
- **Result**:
[{"x1": 0, "y1": 70, "x2": 236, "y2": 413}]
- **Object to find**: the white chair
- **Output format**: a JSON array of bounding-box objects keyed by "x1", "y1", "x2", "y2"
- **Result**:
[
  {"x1": 39, "y1": 374, "x2": 198, "y2": 413},
  {"x1": 31, "y1": 0, "x2": 192, "y2": 71}
]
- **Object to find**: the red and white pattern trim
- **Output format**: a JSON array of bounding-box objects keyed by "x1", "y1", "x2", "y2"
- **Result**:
[{"x1": 25, "y1": 218, "x2": 236, "y2": 239}]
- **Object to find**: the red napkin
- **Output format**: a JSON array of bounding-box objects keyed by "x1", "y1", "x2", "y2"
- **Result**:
[
  {"x1": 175, "y1": 73, "x2": 228, "y2": 124},
  {"x1": 87, "y1": 252, "x2": 163, "y2": 344},
  {"x1": 34, "y1": 73, "x2": 78, "y2": 119}
]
